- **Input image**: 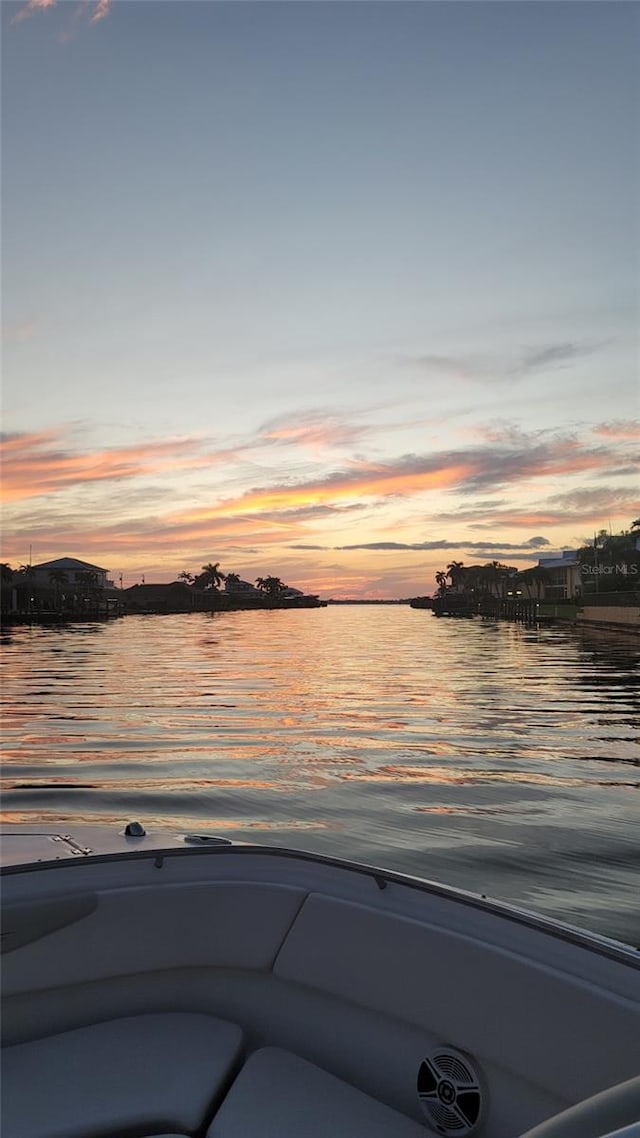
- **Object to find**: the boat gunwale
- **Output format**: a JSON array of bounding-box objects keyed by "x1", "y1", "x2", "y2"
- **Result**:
[{"x1": 2, "y1": 839, "x2": 639, "y2": 968}]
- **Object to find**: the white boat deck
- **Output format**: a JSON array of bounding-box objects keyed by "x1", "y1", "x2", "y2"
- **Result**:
[{"x1": 2, "y1": 825, "x2": 639, "y2": 1138}]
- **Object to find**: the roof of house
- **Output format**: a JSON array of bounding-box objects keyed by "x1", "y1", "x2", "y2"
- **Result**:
[
  {"x1": 537, "y1": 551, "x2": 580, "y2": 570},
  {"x1": 224, "y1": 579, "x2": 261, "y2": 594},
  {"x1": 32, "y1": 558, "x2": 108, "y2": 573}
]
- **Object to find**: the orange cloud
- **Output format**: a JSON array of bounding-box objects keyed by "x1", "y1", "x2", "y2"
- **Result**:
[
  {"x1": 3, "y1": 423, "x2": 636, "y2": 595},
  {"x1": 173, "y1": 434, "x2": 625, "y2": 528},
  {"x1": 0, "y1": 502, "x2": 310, "y2": 571},
  {"x1": 0, "y1": 430, "x2": 234, "y2": 503},
  {"x1": 180, "y1": 461, "x2": 477, "y2": 528},
  {"x1": 1, "y1": 429, "x2": 59, "y2": 454},
  {"x1": 4, "y1": 425, "x2": 627, "y2": 511}
]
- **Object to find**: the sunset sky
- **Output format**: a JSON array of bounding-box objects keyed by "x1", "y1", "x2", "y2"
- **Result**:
[{"x1": 2, "y1": 1, "x2": 638, "y2": 597}]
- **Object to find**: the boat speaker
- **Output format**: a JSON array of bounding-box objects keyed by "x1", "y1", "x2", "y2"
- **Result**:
[{"x1": 417, "y1": 1046, "x2": 486, "y2": 1135}]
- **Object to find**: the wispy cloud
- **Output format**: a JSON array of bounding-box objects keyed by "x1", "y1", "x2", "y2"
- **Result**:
[
  {"x1": 291, "y1": 537, "x2": 551, "y2": 554},
  {"x1": 12, "y1": 0, "x2": 55, "y2": 24},
  {"x1": 344, "y1": 537, "x2": 550, "y2": 552},
  {"x1": 6, "y1": 424, "x2": 625, "y2": 510},
  {"x1": 12, "y1": 0, "x2": 111, "y2": 28},
  {"x1": 457, "y1": 436, "x2": 621, "y2": 493},
  {"x1": 549, "y1": 486, "x2": 640, "y2": 513},
  {"x1": 1, "y1": 428, "x2": 59, "y2": 452},
  {"x1": 475, "y1": 422, "x2": 544, "y2": 446},
  {"x1": 168, "y1": 428, "x2": 624, "y2": 542},
  {"x1": 404, "y1": 340, "x2": 600, "y2": 385},
  {"x1": 3, "y1": 319, "x2": 37, "y2": 343},
  {"x1": 181, "y1": 455, "x2": 479, "y2": 522},
  {"x1": 593, "y1": 420, "x2": 640, "y2": 440},
  {"x1": 435, "y1": 484, "x2": 639, "y2": 530},
  {"x1": 515, "y1": 342, "x2": 593, "y2": 377},
  {"x1": 404, "y1": 354, "x2": 481, "y2": 382},
  {"x1": 3, "y1": 420, "x2": 636, "y2": 586},
  {"x1": 257, "y1": 410, "x2": 371, "y2": 453},
  {"x1": 0, "y1": 429, "x2": 232, "y2": 502},
  {"x1": 253, "y1": 503, "x2": 366, "y2": 523},
  {"x1": 90, "y1": 0, "x2": 110, "y2": 22}
]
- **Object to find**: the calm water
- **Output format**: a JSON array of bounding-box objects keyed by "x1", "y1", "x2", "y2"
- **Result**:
[{"x1": 2, "y1": 608, "x2": 639, "y2": 944}]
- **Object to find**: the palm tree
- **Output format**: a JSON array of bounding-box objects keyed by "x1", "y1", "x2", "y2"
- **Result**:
[
  {"x1": 479, "y1": 561, "x2": 498, "y2": 597},
  {"x1": 75, "y1": 571, "x2": 100, "y2": 608},
  {"x1": 48, "y1": 569, "x2": 68, "y2": 610},
  {"x1": 465, "y1": 565, "x2": 485, "y2": 595},
  {"x1": 256, "y1": 575, "x2": 286, "y2": 597},
  {"x1": 178, "y1": 571, "x2": 195, "y2": 584},
  {"x1": 225, "y1": 573, "x2": 241, "y2": 592},
  {"x1": 446, "y1": 561, "x2": 466, "y2": 591},
  {"x1": 16, "y1": 564, "x2": 36, "y2": 612},
  {"x1": 484, "y1": 561, "x2": 512, "y2": 597},
  {"x1": 435, "y1": 570, "x2": 448, "y2": 594},
  {"x1": 578, "y1": 522, "x2": 640, "y2": 593},
  {"x1": 195, "y1": 563, "x2": 225, "y2": 590},
  {"x1": 530, "y1": 567, "x2": 547, "y2": 600},
  {"x1": 268, "y1": 576, "x2": 285, "y2": 597},
  {"x1": 76, "y1": 570, "x2": 98, "y2": 590},
  {"x1": 1, "y1": 564, "x2": 15, "y2": 614}
]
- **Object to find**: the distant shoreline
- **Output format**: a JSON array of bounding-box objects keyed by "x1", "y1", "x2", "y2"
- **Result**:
[{"x1": 327, "y1": 599, "x2": 411, "y2": 605}]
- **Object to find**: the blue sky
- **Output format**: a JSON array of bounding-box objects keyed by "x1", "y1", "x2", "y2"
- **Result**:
[{"x1": 2, "y1": 1, "x2": 638, "y2": 595}]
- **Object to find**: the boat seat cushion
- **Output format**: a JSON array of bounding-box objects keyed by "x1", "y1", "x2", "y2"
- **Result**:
[
  {"x1": 207, "y1": 1046, "x2": 427, "y2": 1137},
  {"x1": 1, "y1": 1012, "x2": 243, "y2": 1138}
]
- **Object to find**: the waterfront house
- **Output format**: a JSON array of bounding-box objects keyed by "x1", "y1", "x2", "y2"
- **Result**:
[
  {"x1": 224, "y1": 578, "x2": 264, "y2": 600},
  {"x1": 535, "y1": 551, "x2": 581, "y2": 600},
  {"x1": 2, "y1": 558, "x2": 122, "y2": 618},
  {"x1": 30, "y1": 558, "x2": 112, "y2": 589}
]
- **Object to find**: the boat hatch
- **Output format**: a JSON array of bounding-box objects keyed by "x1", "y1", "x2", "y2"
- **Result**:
[{"x1": 0, "y1": 833, "x2": 90, "y2": 867}]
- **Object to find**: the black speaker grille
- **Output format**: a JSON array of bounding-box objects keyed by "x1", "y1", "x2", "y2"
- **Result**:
[
  {"x1": 435, "y1": 1053, "x2": 473, "y2": 1084},
  {"x1": 417, "y1": 1048, "x2": 485, "y2": 1136}
]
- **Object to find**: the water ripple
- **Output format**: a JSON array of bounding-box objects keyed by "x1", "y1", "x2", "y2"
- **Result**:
[{"x1": 1, "y1": 610, "x2": 639, "y2": 943}]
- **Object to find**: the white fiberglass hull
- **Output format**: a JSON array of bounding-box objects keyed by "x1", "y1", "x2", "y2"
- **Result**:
[{"x1": 1, "y1": 824, "x2": 639, "y2": 1138}]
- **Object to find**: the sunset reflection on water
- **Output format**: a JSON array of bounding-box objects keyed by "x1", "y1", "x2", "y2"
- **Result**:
[{"x1": 1, "y1": 608, "x2": 639, "y2": 942}]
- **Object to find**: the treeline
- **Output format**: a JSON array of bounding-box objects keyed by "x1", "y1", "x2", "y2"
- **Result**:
[
  {"x1": 0, "y1": 564, "x2": 108, "y2": 615},
  {"x1": 577, "y1": 522, "x2": 640, "y2": 592},
  {"x1": 0, "y1": 564, "x2": 118, "y2": 619},
  {"x1": 433, "y1": 520, "x2": 640, "y2": 598},
  {"x1": 434, "y1": 559, "x2": 548, "y2": 599},
  {"x1": 176, "y1": 563, "x2": 293, "y2": 598},
  {"x1": 1, "y1": 564, "x2": 101, "y2": 589}
]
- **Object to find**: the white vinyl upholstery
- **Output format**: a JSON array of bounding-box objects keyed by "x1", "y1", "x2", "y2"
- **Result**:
[
  {"x1": 1, "y1": 1013, "x2": 243, "y2": 1138},
  {"x1": 518, "y1": 1075, "x2": 640, "y2": 1138},
  {"x1": 274, "y1": 893, "x2": 640, "y2": 1103},
  {"x1": 2, "y1": 883, "x2": 305, "y2": 996},
  {"x1": 207, "y1": 1046, "x2": 428, "y2": 1137}
]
